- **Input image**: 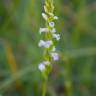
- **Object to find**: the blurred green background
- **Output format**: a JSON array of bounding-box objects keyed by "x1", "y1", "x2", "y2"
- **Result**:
[{"x1": 0, "y1": 0, "x2": 96, "y2": 96}]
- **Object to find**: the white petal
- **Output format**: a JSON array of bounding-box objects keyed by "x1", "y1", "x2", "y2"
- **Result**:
[
  {"x1": 43, "y1": 61, "x2": 50, "y2": 65},
  {"x1": 39, "y1": 28, "x2": 49, "y2": 34},
  {"x1": 52, "y1": 28, "x2": 56, "y2": 33},
  {"x1": 42, "y1": 13, "x2": 48, "y2": 20},
  {"x1": 38, "y1": 40, "x2": 45, "y2": 47},
  {"x1": 44, "y1": 40, "x2": 53, "y2": 48},
  {"x1": 50, "y1": 52, "x2": 59, "y2": 61},
  {"x1": 38, "y1": 40, "x2": 53, "y2": 48},
  {"x1": 54, "y1": 16, "x2": 58, "y2": 20},
  {"x1": 49, "y1": 22, "x2": 55, "y2": 27},
  {"x1": 38, "y1": 63, "x2": 45, "y2": 71},
  {"x1": 53, "y1": 34, "x2": 60, "y2": 41}
]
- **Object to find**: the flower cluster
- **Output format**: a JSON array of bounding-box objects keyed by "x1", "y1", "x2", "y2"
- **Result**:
[{"x1": 38, "y1": 0, "x2": 60, "y2": 73}]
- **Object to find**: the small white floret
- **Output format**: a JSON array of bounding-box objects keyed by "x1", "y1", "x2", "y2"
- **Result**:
[
  {"x1": 50, "y1": 52, "x2": 59, "y2": 61},
  {"x1": 53, "y1": 34, "x2": 60, "y2": 41},
  {"x1": 52, "y1": 28, "x2": 56, "y2": 33},
  {"x1": 38, "y1": 40, "x2": 45, "y2": 47},
  {"x1": 49, "y1": 22, "x2": 55, "y2": 27},
  {"x1": 54, "y1": 16, "x2": 58, "y2": 20},
  {"x1": 43, "y1": 61, "x2": 50, "y2": 65},
  {"x1": 39, "y1": 28, "x2": 49, "y2": 34},
  {"x1": 44, "y1": 40, "x2": 53, "y2": 48},
  {"x1": 42, "y1": 13, "x2": 48, "y2": 20},
  {"x1": 38, "y1": 63, "x2": 45, "y2": 71},
  {"x1": 38, "y1": 40, "x2": 53, "y2": 48}
]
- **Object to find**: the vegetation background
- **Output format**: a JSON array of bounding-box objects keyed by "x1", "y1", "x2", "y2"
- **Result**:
[{"x1": 0, "y1": 0, "x2": 96, "y2": 96}]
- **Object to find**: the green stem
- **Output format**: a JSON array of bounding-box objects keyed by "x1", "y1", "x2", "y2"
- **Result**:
[
  {"x1": 42, "y1": 80, "x2": 47, "y2": 96},
  {"x1": 65, "y1": 60, "x2": 73, "y2": 96}
]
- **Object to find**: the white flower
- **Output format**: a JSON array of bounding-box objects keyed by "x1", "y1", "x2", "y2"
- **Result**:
[
  {"x1": 38, "y1": 40, "x2": 45, "y2": 47},
  {"x1": 38, "y1": 40, "x2": 53, "y2": 48},
  {"x1": 44, "y1": 40, "x2": 53, "y2": 48},
  {"x1": 50, "y1": 52, "x2": 59, "y2": 61},
  {"x1": 51, "y1": 46, "x2": 56, "y2": 52},
  {"x1": 43, "y1": 61, "x2": 50, "y2": 65},
  {"x1": 39, "y1": 28, "x2": 49, "y2": 34},
  {"x1": 53, "y1": 34, "x2": 60, "y2": 41},
  {"x1": 54, "y1": 16, "x2": 58, "y2": 20},
  {"x1": 49, "y1": 22, "x2": 55, "y2": 27},
  {"x1": 42, "y1": 13, "x2": 48, "y2": 20},
  {"x1": 38, "y1": 61, "x2": 50, "y2": 71},
  {"x1": 52, "y1": 28, "x2": 56, "y2": 33},
  {"x1": 38, "y1": 63, "x2": 45, "y2": 71}
]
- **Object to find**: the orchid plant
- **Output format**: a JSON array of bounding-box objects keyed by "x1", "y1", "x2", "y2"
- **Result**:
[{"x1": 38, "y1": 0, "x2": 60, "y2": 96}]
